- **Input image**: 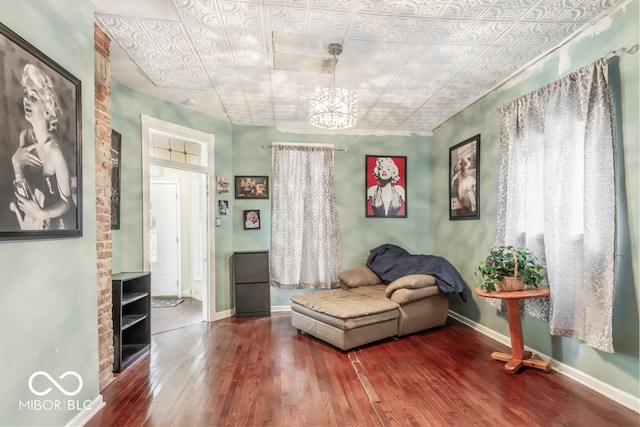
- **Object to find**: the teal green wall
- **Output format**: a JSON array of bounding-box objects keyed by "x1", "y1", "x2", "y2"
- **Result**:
[
  {"x1": 110, "y1": 80, "x2": 235, "y2": 313},
  {"x1": 230, "y1": 126, "x2": 432, "y2": 305},
  {"x1": 0, "y1": 0, "x2": 100, "y2": 425},
  {"x1": 432, "y1": 1, "x2": 639, "y2": 399}
]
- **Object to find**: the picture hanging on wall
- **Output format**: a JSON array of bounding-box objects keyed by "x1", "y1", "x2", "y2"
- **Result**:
[
  {"x1": 110, "y1": 130, "x2": 121, "y2": 230},
  {"x1": 449, "y1": 134, "x2": 480, "y2": 220},
  {"x1": 234, "y1": 176, "x2": 269, "y2": 199},
  {"x1": 218, "y1": 200, "x2": 229, "y2": 216},
  {"x1": 217, "y1": 176, "x2": 229, "y2": 195},
  {"x1": 365, "y1": 155, "x2": 407, "y2": 218},
  {"x1": 0, "y1": 23, "x2": 82, "y2": 240},
  {"x1": 243, "y1": 210, "x2": 260, "y2": 230}
]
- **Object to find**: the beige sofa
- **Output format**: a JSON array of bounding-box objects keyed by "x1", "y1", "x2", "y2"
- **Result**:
[{"x1": 291, "y1": 265, "x2": 449, "y2": 351}]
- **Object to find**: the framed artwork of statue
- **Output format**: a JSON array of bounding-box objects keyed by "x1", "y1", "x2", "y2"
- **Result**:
[{"x1": 449, "y1": 134, "x2": 480, "y2": 220}]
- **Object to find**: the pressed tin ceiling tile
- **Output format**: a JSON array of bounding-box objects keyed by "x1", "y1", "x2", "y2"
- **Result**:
[{"x1": 93, "y1": 0, "x2": 628, "y2": 134}]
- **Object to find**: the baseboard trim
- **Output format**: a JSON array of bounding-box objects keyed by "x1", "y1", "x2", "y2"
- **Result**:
[
  {"x1": 64, "y1": 395, "x2": 105, "y2": 426},
  {"x1": 447, "y1": 310, "x2": 640, "y2": 414},
  {"x1": 271, "y1": 305, "x2": 292, "y2": 313},
  {"x1": 209, "y1": 306, "x2": 291, "y2": 320},
  {"x1": 210, "y1": 308, "x2": 233, "y2": 321}
]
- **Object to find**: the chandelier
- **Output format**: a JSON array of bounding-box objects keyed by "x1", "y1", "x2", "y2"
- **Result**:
[{"x1": 309, "y1": 43, "x2": 358, "y2": 129}]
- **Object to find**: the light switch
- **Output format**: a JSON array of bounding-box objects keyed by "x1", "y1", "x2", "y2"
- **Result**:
[{"x1": 215, "y1": 217, "x2": 221, "y2": 227}]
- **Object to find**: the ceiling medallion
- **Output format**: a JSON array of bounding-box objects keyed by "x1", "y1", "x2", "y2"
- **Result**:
[{"x1": 309, "y1": 43, "x2": 358, "y2": 129}]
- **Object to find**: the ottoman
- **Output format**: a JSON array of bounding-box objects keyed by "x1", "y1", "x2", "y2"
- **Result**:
[{"x1": 291, "y1": 289, "x2": 399, "y2": 351}]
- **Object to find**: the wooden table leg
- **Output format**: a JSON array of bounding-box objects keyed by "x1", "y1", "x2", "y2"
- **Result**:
[
  {"x1": 490, "y1": 299, "x2": 550, "y2": 373},
  {"x1": 506, "y1": 300, "x2": 523, "y2": 359}
]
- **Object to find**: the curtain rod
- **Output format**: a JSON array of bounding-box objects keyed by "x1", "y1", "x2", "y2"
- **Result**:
[
  {"x1": 495, "y1": 44, "x2": 638, "y2": 113},
  {"x1": 261, "y1": 144, "x2": 349, "y2": 152},
  {"x1": 605, "y1": 44, "x2": 639, "y2": 59}
]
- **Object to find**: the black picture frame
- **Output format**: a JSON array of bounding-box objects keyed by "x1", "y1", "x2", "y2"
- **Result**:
[
  {"x1": 449, "y1": 134, "x2": 480, "y2": 220},
  {"x1": 218, "y1": 200, "x2": 229, "y2": 216},
  {"x1": 243, "y1": 210, "x2": 261, "y2": 230},
  {"x1": 234, "y1": 176, "x2": 269, "y2": 199},
  {"x1": 0, "y1": 23, "x2": 82, "y2": 240},
  {"x1": 110, "y1": 130, "x2": 121, "y2": 230},
  {"x1": 365, "y1": 155, "x2": 407, "y2": 218}
]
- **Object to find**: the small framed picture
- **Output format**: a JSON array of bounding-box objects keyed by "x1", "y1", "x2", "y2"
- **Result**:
[
  {"x1": 449, "y1": 134, "x2": 480, "y2": 220},
  {"x1": 218, "y1": 200, "x2": 229, "y2": 216},
  {"x1": 235, "y1": 176, "x2": 269, "y2": 199},
  {"x1": 365, "y1": 155, "x2": 407, "y2": 218},
  {"x1": 243, "y1": 210, "x2": 260, "y2": 230},
  {"x1": 217, "y1": 176, "x2": 230, "y2": 195}
]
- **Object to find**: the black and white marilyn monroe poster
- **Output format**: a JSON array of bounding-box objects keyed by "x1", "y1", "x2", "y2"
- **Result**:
[{"x1": 0, "y1": 23, "x2": 81, "y2": 239}]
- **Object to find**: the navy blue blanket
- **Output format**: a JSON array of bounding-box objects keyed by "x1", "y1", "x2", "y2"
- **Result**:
[{"x1": 366, "y1": 244, "x2": 467, "y2": 302}]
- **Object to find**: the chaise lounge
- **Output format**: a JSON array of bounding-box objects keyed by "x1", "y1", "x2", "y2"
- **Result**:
[{"x1": 291, "y1": 244, "x2": 467, "y2": 351}]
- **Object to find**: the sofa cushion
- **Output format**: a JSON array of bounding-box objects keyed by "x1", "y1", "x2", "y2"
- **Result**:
[
  {"x1": 291, "y1": 303, "x2": 398, "y2": 332},
  {"x1": 338, "y1": 265, "x2": 381, "y2": 288},
  {"x1": 385, "y1": 274, "x2": 437, "y2": 298},
  {"x1": 346, "y1": 284, "x2": 387, "y2": 299},
  {"x1": 291, "y1": 289, "x2": 397, "y2": 320}
]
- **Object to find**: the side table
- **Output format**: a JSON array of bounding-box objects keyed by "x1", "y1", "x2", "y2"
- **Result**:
[{"x1": 474, "y1": 287, "x2": 551, "y2": 374}]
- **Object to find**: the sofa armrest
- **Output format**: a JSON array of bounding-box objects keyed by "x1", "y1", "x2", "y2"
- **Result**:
[
  {"x1": 338, "y1": 265, "x2": 382, "y2": 288},
  {"x1": 388, "y1": 286, "x2": 441, "y2": 305}
]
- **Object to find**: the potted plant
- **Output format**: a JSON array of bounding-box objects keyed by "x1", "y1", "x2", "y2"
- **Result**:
[{"x1": 476, "y1": 245, "x2": 545, "y2": 292}]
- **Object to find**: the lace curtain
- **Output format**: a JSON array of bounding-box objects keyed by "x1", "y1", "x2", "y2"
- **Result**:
[
  {"x1": 270, "y1": 145, "x2": 342, "y2": 289},
  {"x1": 496, "y1": 59, "x2": 616, "y2": 353}
]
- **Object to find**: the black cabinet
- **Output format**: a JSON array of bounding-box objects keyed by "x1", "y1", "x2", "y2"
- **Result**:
[
  {"x1": 232, "y1": 251, "x2": 270, "y2": 317},
  {"x1": 112, "y1": 272, "x2": 151, "y2": 372}
]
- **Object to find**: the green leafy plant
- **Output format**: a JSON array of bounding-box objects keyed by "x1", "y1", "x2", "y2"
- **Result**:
[{"x1": 476, "y1": 245, "x2": 545, "y2": 291}]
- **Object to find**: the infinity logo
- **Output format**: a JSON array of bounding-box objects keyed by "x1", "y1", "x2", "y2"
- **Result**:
[{"x1": 28, "y1": 371, "x2": 83, "y2": 397}]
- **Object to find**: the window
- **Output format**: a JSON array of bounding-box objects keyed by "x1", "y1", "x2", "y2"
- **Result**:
[
  {"x1": 270, "y1": 144, "x2": 342, "y2": 289},
  {"x1": 497, "y1": 59, "x2": 616, "y2": 353}
]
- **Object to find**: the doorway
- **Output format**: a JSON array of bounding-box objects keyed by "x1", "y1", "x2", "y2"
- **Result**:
[
  {"x1": 150, "y1": 170, "x2": 207, "y2": 334},
  {"x1": 141, "y1": 115, "x2": 215, "y2": 328}
]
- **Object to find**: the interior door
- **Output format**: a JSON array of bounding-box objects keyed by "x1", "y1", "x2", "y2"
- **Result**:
[{"x1": 150, "y1": 181, "x2": 180, "y2": 297}]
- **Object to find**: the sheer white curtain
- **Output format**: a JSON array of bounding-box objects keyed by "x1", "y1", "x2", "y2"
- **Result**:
[
  {"x1": 270, "y1": 144, "x2": 342, "y2": 289},
  {"x1": 496, "y1": 59, "x2": 616, "y2": 353}
]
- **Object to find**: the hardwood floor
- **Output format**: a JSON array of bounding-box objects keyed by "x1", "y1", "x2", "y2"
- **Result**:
[
  {"x1": 151, "y1": 297, "x2": 203, "y2": 335},
  {"x1": 88, "y1": 314, "x2": 639, "y2": 427}
]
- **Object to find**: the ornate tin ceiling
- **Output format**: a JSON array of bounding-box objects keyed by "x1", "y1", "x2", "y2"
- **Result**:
[{"x1": 93, "y1": 0, "x2": 627, "y2": 134}]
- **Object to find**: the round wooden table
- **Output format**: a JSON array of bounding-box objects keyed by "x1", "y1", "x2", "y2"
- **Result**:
[{"x1": 474, "y1": 287, "x2": 551, "y2": 374}]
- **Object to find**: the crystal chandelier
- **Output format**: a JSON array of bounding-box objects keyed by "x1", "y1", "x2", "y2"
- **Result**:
[{"x1": 309, "y1": 44, "x2": 358, "y2": 129}]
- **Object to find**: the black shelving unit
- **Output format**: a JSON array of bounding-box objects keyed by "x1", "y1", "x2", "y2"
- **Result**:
[{"x1": 112, "y1": 272, "x2": 151, "y2": 372}]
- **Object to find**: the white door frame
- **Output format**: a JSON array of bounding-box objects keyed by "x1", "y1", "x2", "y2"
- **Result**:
[{"x1": 141, "y1": 115, "x2": 215, "y2": 322}]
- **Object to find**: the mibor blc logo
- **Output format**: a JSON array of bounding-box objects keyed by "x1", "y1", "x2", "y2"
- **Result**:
[
  {"x1": 28, "y1": 371, "x2": 83, "y2": 396},
  {"x1": 19, "y1": 370, "x2": 90, "y2": 411}
]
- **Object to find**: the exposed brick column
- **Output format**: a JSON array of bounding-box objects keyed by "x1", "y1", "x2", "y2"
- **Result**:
[{"x1": 94, "y1": 24, "x2": 114, "y2": 390}]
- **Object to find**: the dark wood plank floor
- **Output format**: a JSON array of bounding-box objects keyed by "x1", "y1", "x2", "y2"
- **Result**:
[
  {"x1": 88, "y1": 314, "x2": 639, "y2": 427},
  {"x1": 151, "y1": 297, "x2": 203, "y2": 335}
]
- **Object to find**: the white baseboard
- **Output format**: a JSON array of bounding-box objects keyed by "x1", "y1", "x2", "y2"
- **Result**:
[
  {"x1": 183, "y1": 289, "x2": 204, "y2": 302},
  {"x1": 64, "y1": 395, "x2": 105, "y2": 426},
  {"x1": 210, "y1": 308, "x2": 233, "y2": 321},
  {"x1": 447, "y1": 310, "x2": 640, "y2": 414},
  {"x1": 209, "y1": 306, "x2": 291, "y2": 321},
  {"x1": 210, "y1": 305, "x2": 291, "y2": 322}
]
